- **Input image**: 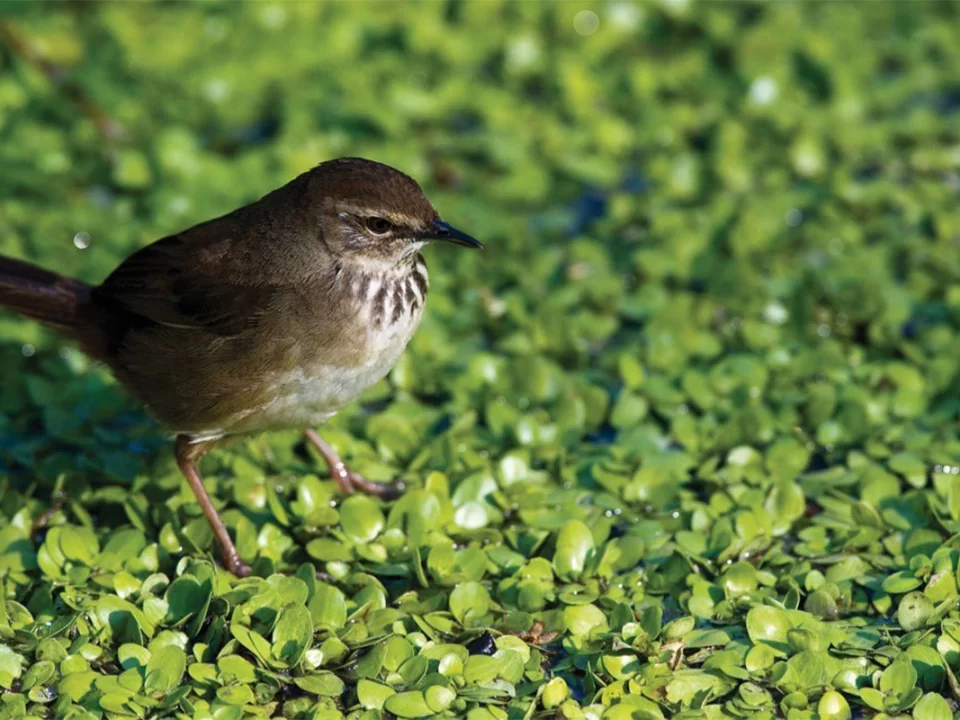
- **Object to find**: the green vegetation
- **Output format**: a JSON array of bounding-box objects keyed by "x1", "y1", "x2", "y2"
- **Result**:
[{"x1": 2, "y1": 2, "x2": 960, "y2": 719}]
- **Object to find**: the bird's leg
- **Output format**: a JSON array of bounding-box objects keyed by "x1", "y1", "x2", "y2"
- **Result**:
[
  {"x1": 303, "y1": 429, "x2": 404, "y2": 499},
  {"x1": 174, "y1": 435, "x2": 251, "y2": 578}
]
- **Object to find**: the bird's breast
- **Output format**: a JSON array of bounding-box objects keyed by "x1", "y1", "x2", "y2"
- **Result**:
[{"x1": 239, "y1": 259, "x2": 428, "y2": 432}]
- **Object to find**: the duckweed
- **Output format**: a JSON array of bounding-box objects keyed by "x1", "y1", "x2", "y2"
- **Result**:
[{"x1": 2, "y1": 3, "x2": 960, "y2": 719}]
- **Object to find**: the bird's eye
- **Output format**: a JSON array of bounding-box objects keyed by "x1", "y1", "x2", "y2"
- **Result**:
[{"x1": 365, "y1": 216, "x2": 392, "y2": 235}]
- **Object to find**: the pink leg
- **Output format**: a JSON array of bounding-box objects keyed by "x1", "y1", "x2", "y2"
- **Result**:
[
  {"x1": 303, "y1": 429, "x2": 404, "y2": 498},
  {"x1": 175, "y1": 435, "x2": 250, "y2": 578}
]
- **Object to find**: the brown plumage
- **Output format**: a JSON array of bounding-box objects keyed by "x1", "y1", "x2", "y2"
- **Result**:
[{"x1": 0, "y1": 157, "x2": 481, "y2": 577}]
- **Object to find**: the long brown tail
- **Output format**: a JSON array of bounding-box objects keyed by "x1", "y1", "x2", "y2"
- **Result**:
[{"x1": 0, "y1": 254, "x2": 92, "y2": 331}]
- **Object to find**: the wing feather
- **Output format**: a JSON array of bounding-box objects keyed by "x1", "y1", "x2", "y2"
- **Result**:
[{"x1": 93, "y1": 232, "x2": 275, "y2": 337}]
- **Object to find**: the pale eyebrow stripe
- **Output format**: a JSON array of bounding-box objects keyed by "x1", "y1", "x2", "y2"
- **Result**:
[{"x1": 337, "y1": 204, "x2": 420, "y2": 227}]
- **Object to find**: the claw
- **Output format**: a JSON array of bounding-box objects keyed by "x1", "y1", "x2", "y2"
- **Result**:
[
  {"x1": 304, "y1": 428, "x2": 408, "y2": 499},
  {"x1": 347, "y1": 472, "x2": 404, "y2": 499},
  {"x1": 227, "y1": 558, "x2": 252, "y2": 578}
]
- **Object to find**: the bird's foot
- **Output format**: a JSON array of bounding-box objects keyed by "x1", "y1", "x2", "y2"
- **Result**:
[
  {"x1": 304, "y1": 428, "x2": 406, "y2": 499},
  {"x1": 344, "y1": 471, "x2": 406, "y2": 499},
  {"x1": 221, "y1": 550, "x2": 252, "y2": 579}
]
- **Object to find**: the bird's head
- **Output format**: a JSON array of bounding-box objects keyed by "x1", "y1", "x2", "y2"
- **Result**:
[{"x1": 306, "y1": 157, "x2": 481, "y2": 267}]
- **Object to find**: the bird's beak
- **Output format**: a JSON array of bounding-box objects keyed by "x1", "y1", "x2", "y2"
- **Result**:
[{"x1": 428, "y1": 220, "x2": 483, "y2": 249}]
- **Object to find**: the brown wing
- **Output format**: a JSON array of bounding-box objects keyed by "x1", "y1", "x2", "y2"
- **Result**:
[{"x1": 93, "y1": 231, "x2": 275, "y2": 337}]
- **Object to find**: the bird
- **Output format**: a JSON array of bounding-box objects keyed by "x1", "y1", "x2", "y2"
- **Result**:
[{"x1": 0, "y1": 157, "x2": 482, "y2": 577}]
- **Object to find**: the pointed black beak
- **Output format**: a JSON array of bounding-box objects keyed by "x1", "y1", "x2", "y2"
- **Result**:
[{"x1": 429, "y1": 220, "x2": 483, "y2": 249}]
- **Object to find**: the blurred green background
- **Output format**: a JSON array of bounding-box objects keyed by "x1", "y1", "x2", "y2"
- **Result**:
[{"x1": 1, "y1": 2, "x2": 960, "y2": 719}]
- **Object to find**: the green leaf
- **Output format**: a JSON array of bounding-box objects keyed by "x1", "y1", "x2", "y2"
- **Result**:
[
  {"x1": 58, "y1": 526, "x2": 98, "y2": 566},
  {"x1": 0, "y1": 646, "x2": 23, "y2": 686},
  {"x1": 425, "y1": 685, "x2": 456, "y2": 713},
  {"x1": 913, "y1": 693, "x2": 952, "y2": 720},
  {"x1": 897, "y1": 592, "x2": 933, "y2": 631},
  {"x1": 305, "y1": 537, "x2": 353, "y2": 563},
  {"x1": 882, "y1": 571, "x2": 923, "y2": 594},
  {"x1": 217, "y1": 684, "x2": 256, "y2": 705},
  {"x1": 817, "y1": 690, "x2": 851, "y2": 720},
  {"x1": 542, "y1": 677, "x2": 569, "y2": 709},
  {"x1": 164, "y1": 575, "x2": 211, "y2": 628},
  {"x1": 449, "y1": 581, "x2": 491, "y2": 624},
  {"x1": 358, "y1": 679, "x2": 396, "y2": 709},
  {"x1": 21, "y1": 659, "x2": 54, "y2": 690},
  {"x1": 230, "y1": 624, "x2": 273, "y2": 667},
  {"x1": 271, "y1": 604, "x2": 313, "y2": 667},
  {"x1": 144, "y1": 646, "x2": 186, "y2": 694},
  {"x1": 880, "y1": 659, "x2": 918, "y2": 698},
  {"x1": 308, "y1": 583, "x2": 347, "y2": 629},
  {"x1": 745, "y1": 605, "x2": 791, "y2": 653},
  {"x1": 356, "y1": 642, "x2": 387, "y2": 679},
  {"x1": 59, "y1": 671, "x2": 98, "y2": 703},
  {"x1": 117, "y1": 644, "x2": 151, "y2": 671},
  {"x1": 293, "y1": 672, "x2": 345, "y2": 697},
  {"x1": 217, "y1": 655, "x2": 257, "y2": 684},
  {"x1": 384, "y1": 691, "x2": 435, "y2": 718},
  {"x1": 339, "y1": 495, "x2": 385, "y2": 543},
  {"x1": 464, "y1": 655, "x2": 501, "y2": 685},
  {"x1": 564, "y1": 603, "x2": 608, "y2": 637},
  {"x1": 553, "y1": 519, "x2": 594, "y2": 579}
]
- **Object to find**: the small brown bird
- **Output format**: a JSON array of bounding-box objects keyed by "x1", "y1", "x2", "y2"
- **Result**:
[{"x1": 0, "y1": 157, "x2": 481, "y2": 577}]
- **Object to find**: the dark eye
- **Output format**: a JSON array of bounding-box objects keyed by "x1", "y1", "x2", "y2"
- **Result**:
[{"x1": 365, "y1": 216, "x2": 392, "y2": 235}]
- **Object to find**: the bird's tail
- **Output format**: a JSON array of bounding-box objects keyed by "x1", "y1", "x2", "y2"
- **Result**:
[{"x1": 0, "y1": 253, "x2": 93, "y2": 331}]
